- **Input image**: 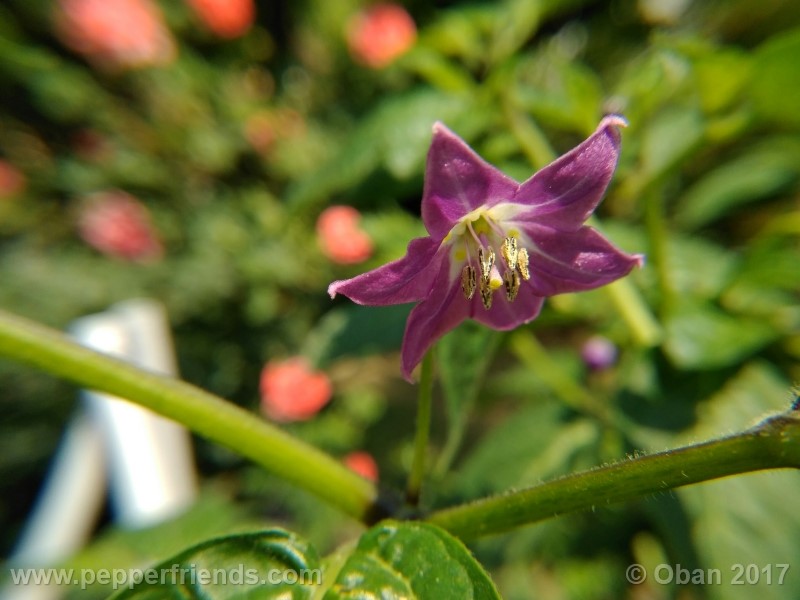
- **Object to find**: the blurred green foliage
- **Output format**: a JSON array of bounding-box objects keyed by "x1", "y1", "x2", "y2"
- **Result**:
[{"x1": 2, "y1": 0, "x2": 800, "y2": 598}]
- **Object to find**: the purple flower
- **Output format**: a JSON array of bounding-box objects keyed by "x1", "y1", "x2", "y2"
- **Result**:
[{"x1": 329, "y1": 116, "x2": 643, "y2": 381}]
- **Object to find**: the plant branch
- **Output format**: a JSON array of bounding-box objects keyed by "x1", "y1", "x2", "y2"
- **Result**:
[
  {"x1": 426, "y1": 411, "x2": 800, "y2": 541},
  {"x1": 0, "y1": 309, "x2": 379, "y2": 521}
]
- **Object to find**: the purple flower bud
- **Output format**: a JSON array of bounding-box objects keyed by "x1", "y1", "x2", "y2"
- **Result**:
[{"x1": 581, "y1": 335, "x2": 619, "y2": 370}]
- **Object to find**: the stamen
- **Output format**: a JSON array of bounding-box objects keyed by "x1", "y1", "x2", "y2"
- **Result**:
[
  {"x1": 461, "y1": 265, "x2": 476, "y2": 300},
  {"x1": 517, "y1": 248, "x2": 530, "y2": 280},
  {"x1": 478, "y1": 246, "x2": 495, "y2": 283},
  {"x1": 501, "y1": 237, "x2": 518, "y2": 270},
  {"x1": 465, "y1": 220, "x2": 483, "y2": 247},
  {"x1": 479, "y1": 279, "x2": 493, "y2": 310},
  {"x1": 503, "y1": 270, "x2": 520, "y2": 301}
]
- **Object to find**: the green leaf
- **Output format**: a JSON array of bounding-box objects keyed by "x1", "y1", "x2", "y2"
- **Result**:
[
  {"x1": 324, "y1": 521, "x2": 500, "y2": 599},
  {"x1": 110, "y1": 530, "x2": 321, "y2": 599},
  {"x1": 285, "y1": 90, "x2": 472, "y2": 211},
  {"x1": 436, "y1": 322, "x2": 500, "y2": 475},
  {"x1": 750, "y1": 27, "x2": 800, "y2": 129},
  {"x1": 692, "y1": 46, "x2": 753, "y2": 113},
  {"x1": 638, "y1": 107, "x2": 705, "y2": 190},
  {"x1": 666, "y1": 235, "x2": 738, "y2": 301},
  {"x1": 677, "y1": 362, "x2": 800, "y2": 600},
  {"x1": 512, "y1": 54, "x2": 603, "y2": 134},
  {"x1": 305, "y1": 303, "x2": 411, "y2": 366},
  {"x1": 674, "y1": 140, "x2": 800, "y2": 229},
  {"x1": 663, "y1": 303, "x2": 778, "y2": 370},
  {"x1": 455, "y1": 402, "x2": 599, "y2": 497}
]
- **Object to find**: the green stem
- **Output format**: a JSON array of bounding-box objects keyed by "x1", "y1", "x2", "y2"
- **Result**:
[
  {"x1": 426, "y1": 411, "x2": 800, "y2": 541},
  {"x1": 406, "y1": 351, "x2": 435, "y2": 506},
  {"x1": 585, "y1": 215, "x2": 662, "y2": 347},
  {"x1": 603, "y1": 278, "x2": 662, "y2": 347},
  {"x1": 643, "y1": 188, "x2": 675, "y2": 315},
  {"x1": 0, "y1": 309, "x2": 379, "y2": 522}
]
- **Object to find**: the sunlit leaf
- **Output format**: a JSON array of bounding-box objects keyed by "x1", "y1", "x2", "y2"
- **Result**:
[
  {"x1": 750, "y1": 27, "x2": 800, "y2": 128},
  {"x1": 663, "y1": 302, "x2": 778, "y2": 370},
  {"x1": 675, "y1": 140, "x2": 800, "y2": 229},
  {"x1": 324, "y1": 521, "x2": 500, "y2": 599}
]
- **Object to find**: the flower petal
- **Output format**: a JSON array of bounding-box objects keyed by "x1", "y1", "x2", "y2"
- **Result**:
[
  {"x1": 328, "y1": 236, "x2": 443, "y2": 305},
  {"x1": 512, "y1": 115, "x2": 626, "y2": 232},
  {"x1": 421, "y1": 122, "x2": 518, "y2": 240},
  {"x1": 521, "y1": 224, "x2": 643, "y2": 296},
  {"x1": 400, "y1": 256, "x2": 470, "y2": 380},
  {"x1": 471, "y1": 290, "x2": 545, "y2": 331}
]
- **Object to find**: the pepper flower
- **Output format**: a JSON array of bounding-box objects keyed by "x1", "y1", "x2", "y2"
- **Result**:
[{"x1": 329, "y1": 116, "x2": 643, "y2": 381}]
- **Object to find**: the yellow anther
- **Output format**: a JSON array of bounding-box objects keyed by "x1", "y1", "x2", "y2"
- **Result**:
[
  {"x1": 461, "y1": 265, "x2": 476, "y2": 300},
  {"x1": 503, "y1": 270, "x2": 520, "y2": 301},
  {"x1": 479, "y1": 280, "x2": 493, "y2": 310},
  {"x1": 501, "y1": 237, "x2": 518, "y2": 271},
  {"x1": 478, "y1": 246, "x2": 495, "y2": 283},
  {"x1": 517, "y1": 248, "x2": 530, "y2": 280}
]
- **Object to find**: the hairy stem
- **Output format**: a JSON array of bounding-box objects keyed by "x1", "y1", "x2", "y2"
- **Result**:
[
  {"x1": 426, "y1": 411, "x2": 800, "y2": 540},
  {"x1": 0, "y1": 309, "x2": 379, "y2": 521}
]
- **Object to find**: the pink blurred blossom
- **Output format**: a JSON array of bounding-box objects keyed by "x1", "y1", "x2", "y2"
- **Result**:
[
  {"x1": 344, "y1": 451, "x2": 379, "y2": 482},
  {"x1": 0, "y1": 160, "x2": 26, "y2": 199},
  {"x1": 55, "y1": 0, "x2": 176, "y2": 70},
  {"x1": 77, "y1": 191, "x2": 163, "y2": 261},
  {"x1": 346, "y1": 4, "x2": 417, "y2": 68},
  {"x1": 260, "y1": 358, "x2": 333, "y2": 422},
  {"x1": 316, "y1": 206, "x2": 373, "y2": 265},
  {"x1": 186, "y1": 0, "x2": 255, "y2": 39}
]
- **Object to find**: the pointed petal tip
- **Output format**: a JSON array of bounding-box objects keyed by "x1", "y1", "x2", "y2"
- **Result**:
[
  {"x1": 633, "y1": 253, "x2": 646, "y2": 268},
  {"x1": 327, "y1": 281, "x2": 340, "y2": 299},
  {"x1": 599, "y1": 114, "x2": 628, "y2": 131},
  {"x1": 431, "y1": 120, "x2": 455, "y2": 139}
]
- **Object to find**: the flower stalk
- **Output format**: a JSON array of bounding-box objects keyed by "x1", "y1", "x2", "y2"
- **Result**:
[{"x1": 406, "y1": 350, "x2": 435, "y2": 506}]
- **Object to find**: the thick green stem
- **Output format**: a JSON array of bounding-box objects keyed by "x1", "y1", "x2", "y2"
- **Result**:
[
  {"x1": 406, "y1": 351, "x2": 435, "y2": 506},
  {"x1": 0, "y1": 309, "x2": 379, "y2": 521},
  {"x1": 426, "y1": 412, "x2": 800, "y2": 540}
]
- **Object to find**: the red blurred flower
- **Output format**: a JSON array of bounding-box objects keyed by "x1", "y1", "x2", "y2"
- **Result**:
[
  {"x1": 346, "y1": 3, "x2": 417, "y2": 68},
  {"x1": 344, "y1": 451, "x2": 379, "y2": 482},
  {"x1": 260, "y1": 358, "x2": 333, "y2": 422},
  {"x1": 77, "y1": 191, "x2": 163, "y2": 261},
  {"x1": 55, "y1": 0, "x2": 176, "y2": 70},
  {"x1": 0, "y1": 160, "x2": 26, "y2": 200},
  {"x1": 186, "y1": 0, "x2": 255, "y2": 39},
  {"x1": 317, "y1": 206, "x2": 373, "y2": 265}
]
